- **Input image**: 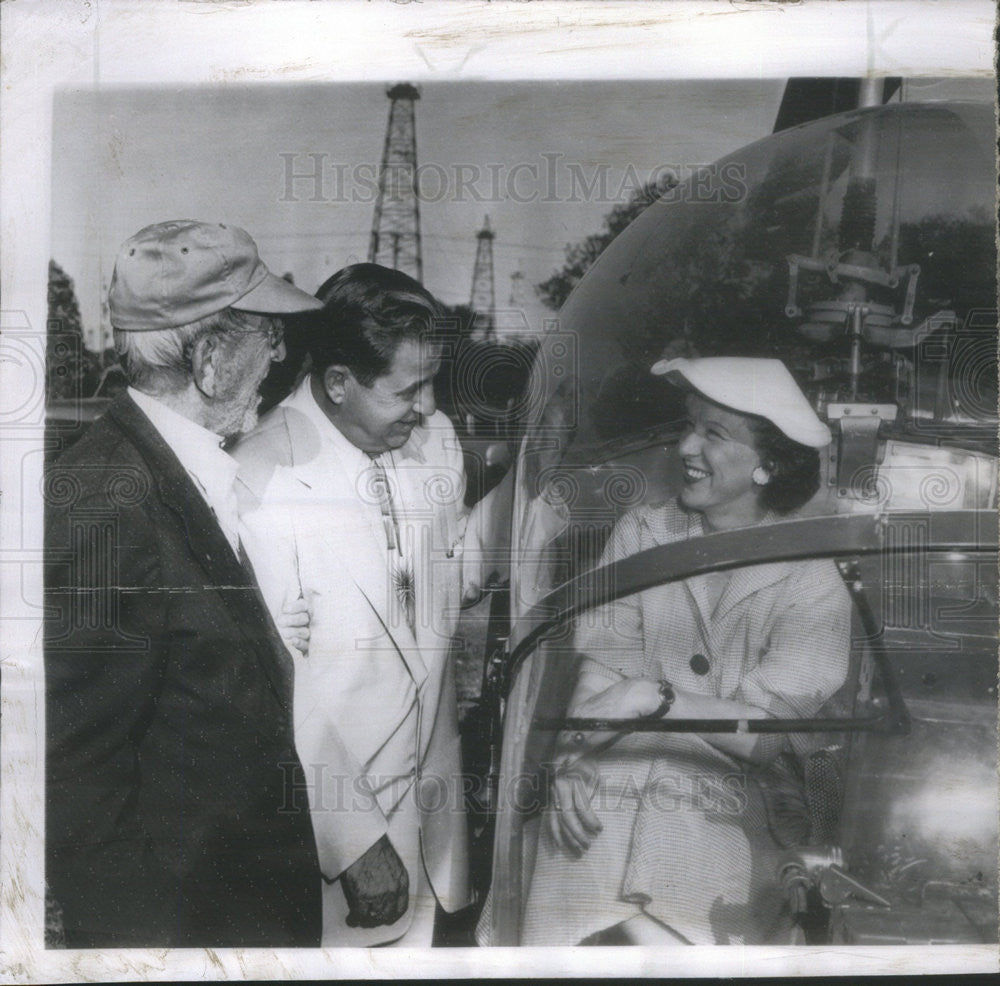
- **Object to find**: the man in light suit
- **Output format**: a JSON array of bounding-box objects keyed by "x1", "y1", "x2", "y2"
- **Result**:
[
  {"x1": 233, "y1": 264, "x2": 470, "y2": 946},
  {"x1": 45, "y1": 220, "x2": 325, "y2": 946}
]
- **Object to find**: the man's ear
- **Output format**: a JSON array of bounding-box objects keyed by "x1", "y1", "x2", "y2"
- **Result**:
[
  {"x1": 190, "y1": 334, "x2": 221, "y2": 398},
  {"x1": 322, "y1": 364, "x2": 350, "y2": 406}
]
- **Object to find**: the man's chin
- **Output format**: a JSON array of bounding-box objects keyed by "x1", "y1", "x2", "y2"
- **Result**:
[
  {"x1": 219, "y1": 406, "x2": 259, "y2": 443},
  {"x1": 386, "y1": 424, "x2": 417, "y2": 447}
]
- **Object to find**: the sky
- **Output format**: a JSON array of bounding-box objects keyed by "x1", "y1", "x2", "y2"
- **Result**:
[
  {"x1": 51, "y1": 79, "x2": 785, "y2": 347},
  {"x1": 50, "y1": 77, "x2": 990, "y2": 350}
]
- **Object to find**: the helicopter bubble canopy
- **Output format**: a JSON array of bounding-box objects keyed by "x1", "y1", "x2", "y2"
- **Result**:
[
  {"x1": 520, "y1": 101, "x2": 995, "y2": 464},
  {"x1": 479, "y1": 101, "x2": 998, "y2": 947},
  {"x1": 509, "y1": 102, "x2": 996, "y2": 624}
]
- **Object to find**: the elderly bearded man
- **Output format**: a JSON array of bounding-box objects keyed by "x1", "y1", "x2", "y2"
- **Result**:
[
  {"x1": 45, "y1": 221, "x2": 325, "y2": 947},
  {"x1": 234, "y1": 264, "x2": 472, "y2": 946}
]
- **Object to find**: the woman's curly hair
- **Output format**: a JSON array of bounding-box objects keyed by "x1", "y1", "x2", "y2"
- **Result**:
[{"x1": 749, "y1": 416, "x2": 821, "y2": 514}]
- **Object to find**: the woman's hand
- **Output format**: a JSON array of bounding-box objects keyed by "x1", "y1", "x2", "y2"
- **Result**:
[
  {"x1": 547, "y1": 751, "x2": 602, "y2": 856},
  {"x1": 545, "y1": 676, "x2": 667, "y2": 855},
  {"x1": 277, "y1": 595, "x2": 311, "y2": 655},
  {"x1": 574, "y1": 677, "x2": 664, "y2": 720}
]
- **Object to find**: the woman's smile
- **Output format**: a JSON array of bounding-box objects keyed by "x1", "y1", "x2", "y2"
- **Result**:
[
  {"x1": 682, "y1": 463, "x2": 711, "y2": 483},
  {"x1": 677, "y1": 394, "x2": 764, "y2": 529}
]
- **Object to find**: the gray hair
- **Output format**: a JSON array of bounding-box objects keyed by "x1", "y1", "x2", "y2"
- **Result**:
[{"x1": 114, "y1": 308, "x2": 268, "y2": 395}]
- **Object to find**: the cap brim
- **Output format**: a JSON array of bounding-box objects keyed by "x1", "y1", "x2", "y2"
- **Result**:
[{"x1": 232, "y1": 271, "x2": 323, "y2": 314}]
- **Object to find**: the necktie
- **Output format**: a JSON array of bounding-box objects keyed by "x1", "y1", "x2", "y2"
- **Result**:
[
  {"x1": 368, "y1": 454, "x2": 415, "y2": 635},
  {"x1": 368, "y1": 453, "x2": 401, "y2": 557}
]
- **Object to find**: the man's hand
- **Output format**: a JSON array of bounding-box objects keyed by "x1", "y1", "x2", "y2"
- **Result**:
[
  {"x1": 340, "y1": 834, "x2": 409, "y2": 929},
  {"x1": 277, "y1": 595, "x2": 311, "y2": 655}
]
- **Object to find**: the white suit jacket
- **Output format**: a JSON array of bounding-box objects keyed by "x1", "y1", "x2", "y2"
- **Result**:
[{"x1": 233, "y1": 378, "x2": 470, "y2": 929}]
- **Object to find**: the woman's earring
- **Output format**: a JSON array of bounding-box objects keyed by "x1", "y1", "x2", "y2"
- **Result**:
[{"x1": 752, "y1": 466, "x2": 770, "y2": 486}]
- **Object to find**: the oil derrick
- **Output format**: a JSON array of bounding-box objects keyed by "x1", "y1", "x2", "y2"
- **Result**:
[
  {"x1": 469, "y1": 215, "x2": 496, "y2": 341},
  {"x1": 368, "y1": 83, "x2": 422, "y2": 281},
  {"x1": 508, "y1": 267, "x2": 525, "y2": 307},
  {"x1": 487, "y1": 265, "x2": 532, "y2": 340}
]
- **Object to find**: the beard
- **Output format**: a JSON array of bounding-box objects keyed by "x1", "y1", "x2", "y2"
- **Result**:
[
  {"x1": 208, "y1": 337, "x2": 272, "y2": 440},
  {"x1": 239, "y1": 397, "x2": 261, "y2": 436},
  {"x1": 210, "y1": 387, "x2": 263, "y2": 440}
]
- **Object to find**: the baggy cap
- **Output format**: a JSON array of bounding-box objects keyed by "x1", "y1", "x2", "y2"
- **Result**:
[
  {"x1": 651, "y1": 356, "x2": 831, "y2": 448},
  {"x1": 108, "y1": 220, "x2": 323, "y2": 330}
]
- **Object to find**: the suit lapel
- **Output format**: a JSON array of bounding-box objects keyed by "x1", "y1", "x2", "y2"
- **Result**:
[
  {"x1": 684, "y1": 575, "x2": 716, "y2": 633},
  {"x1": 713, "y1": 560, "x2": 790, "y2": 622},
  {"x1": 651, "y1": 505, "x2": 791, "y2": 626},
  {"x1": 647, "y1": 504, "x2": 716, "y2": 633},
  {"x1": 109, "y1": 396, "x2": 294, "y2": 709},
  {"x1": 711, "y1": 513, "x2": 791, "y2": 621},
  {"x1": 285, "y1": 417, "x2": 428, "y2": 686}
]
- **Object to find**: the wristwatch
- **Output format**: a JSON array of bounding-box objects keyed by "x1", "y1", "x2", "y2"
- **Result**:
[{"x1": 650, "y1": 678, "x2": 675, "y2": 718}]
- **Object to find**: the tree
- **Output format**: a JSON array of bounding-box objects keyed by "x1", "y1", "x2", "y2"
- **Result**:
[
  {"x1": 537, "y1": 173, "x2": 679, "y2": 311},
  {"x1": 47, "y1": 259, "x2": 100, "y2": 401},
  {"x1": 434, "y1": 303, "x2": 538, "y2": 439}
]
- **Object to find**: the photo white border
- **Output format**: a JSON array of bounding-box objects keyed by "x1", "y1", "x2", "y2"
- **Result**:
[{"x1": 2, "y1": 0, "x2": 997, "y2": 980}]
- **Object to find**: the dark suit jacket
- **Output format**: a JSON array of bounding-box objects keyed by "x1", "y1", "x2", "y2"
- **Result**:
[{"x1": 45, "y1": 394, "x2": 321, "y2": 948}]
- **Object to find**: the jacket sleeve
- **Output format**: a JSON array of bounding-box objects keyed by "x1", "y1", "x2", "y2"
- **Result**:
[
  {"x1": 734, "y1": 558, "x2": 853, "y2": 764},
  {"x1": 45, "y1": 492, "x2": 172, "y2": 944},
  {"x1": 573, "y1": 507, "x2": 647, "y2": 681},
  {"x1": 736, "y1": 559, "x2": 852, "y2": 718}
]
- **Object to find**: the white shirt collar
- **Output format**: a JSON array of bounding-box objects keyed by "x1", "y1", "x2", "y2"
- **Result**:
[
  {"x1": 287, "y1": 375, "x2": 375, "y2": 479},
  {"x1": 128, "y1": 387, "x2": 240, "y2": 552},
  {"x1": 286, "y1": 374, "x2": 433, "y2": 469},
  {"x1": 285, "y1": 378, "x2": 410, "y2": 557}
]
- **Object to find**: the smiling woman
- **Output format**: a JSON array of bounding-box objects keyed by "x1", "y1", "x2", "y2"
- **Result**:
[
  {"x1": 517, "y1": 357, "x2": 852, "y2": 946},
  {"x1": 675, "y1": 397, "x2": 766, "y2": 530},
  {"x1": 665, "y1": 357, "x2": 828, "y2": 531}
]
